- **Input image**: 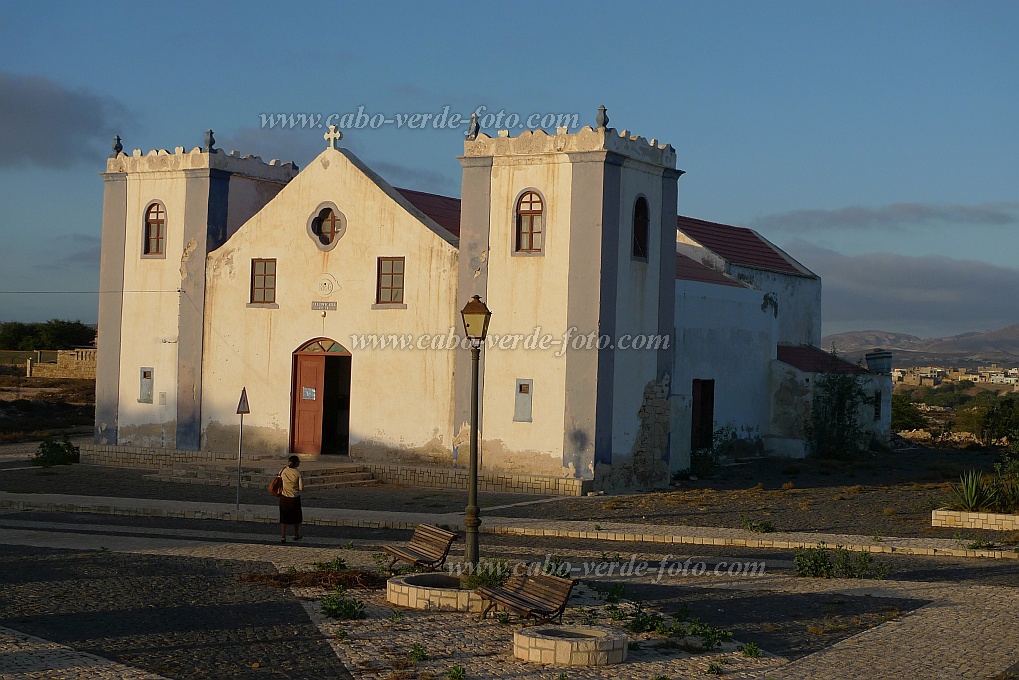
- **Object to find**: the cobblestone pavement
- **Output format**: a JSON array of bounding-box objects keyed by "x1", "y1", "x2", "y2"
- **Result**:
[
  {"x1": 3, "y1": 512, "x2": 1019, "y2": 679},
  {"x1": 0, "y1": 626, "x2": 169, "y2": 679},
  {"x1": 0, "y1": 545, "x2": 354, "y2": 679}
]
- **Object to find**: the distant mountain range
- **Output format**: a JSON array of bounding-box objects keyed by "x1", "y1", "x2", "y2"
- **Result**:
[{"x1": 822, "y1": 325, "x2": 1019, "y2": 367}]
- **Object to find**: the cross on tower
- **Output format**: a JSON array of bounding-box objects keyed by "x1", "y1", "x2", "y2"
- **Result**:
[{"x1": 324, "y1": 124, "x2": 343, "y2": 150}]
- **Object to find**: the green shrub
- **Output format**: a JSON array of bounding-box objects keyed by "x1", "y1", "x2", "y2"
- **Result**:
[
  {"x1": 314, "y1": 556, "x2": 348, "y2": 572},
  {"x1": 445, "y1": 665, "x2": 466, "y2": 680},
  {"x1": 740, "y1": 641, "x2": 763, "y2": 658},
  {"x1": 738, "y1": 512, "x2": 775, "y2": 534},
  {"x1": 459, "y1": 559, "x2": 512, "y2": 590},
  {"x1": 626, "y1": 609, "x2": 666, "y2": 634},
  {"x1": 408, "y1": 643, "x2": 428, "y2": 662},
  {"x1": 688, "y1": 618, "x2": 733, "y2": 650},
  {"x1": 793, "y1": 543, "x2": 886, "y2": 579},
  {"x1": 320, "y1": 588, "x2": 367, "y2": 620},
  {"x1": 599, "y1": 582, "x2": 626, "y2": 602},
  {"x1": 32, "y1": 435, "x2": 79, "y2": 467}
]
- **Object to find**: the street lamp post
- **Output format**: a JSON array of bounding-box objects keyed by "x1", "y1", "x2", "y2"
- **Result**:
[{"x1": 460, "y1": 295, "x2": 492, "y2": 568}]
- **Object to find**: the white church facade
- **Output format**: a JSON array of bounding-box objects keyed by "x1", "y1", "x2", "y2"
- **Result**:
[{"x1": 89, "y1": 113, "x2": 891, "y2": 493}]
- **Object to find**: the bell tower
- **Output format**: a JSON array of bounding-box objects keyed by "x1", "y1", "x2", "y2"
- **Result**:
[{"x1": 455, "y1": 109, "x2": 682, "y2": 484}]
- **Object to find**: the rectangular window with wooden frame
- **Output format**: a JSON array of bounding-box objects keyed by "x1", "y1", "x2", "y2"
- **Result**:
[
  {"x1": 376, "y1": 257, "x2": 405, "y2": 304},
  {"x1": 250, "y1": 258, "x2": 276, "y2": 304}
]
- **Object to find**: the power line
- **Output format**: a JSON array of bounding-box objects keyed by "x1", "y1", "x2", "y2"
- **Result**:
[{"x1": 0, "y1": 290, "x2": 181, "y2": 294}]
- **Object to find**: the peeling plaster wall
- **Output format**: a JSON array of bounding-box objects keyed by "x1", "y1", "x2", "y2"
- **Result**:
[
  {"x1": 201, "y1": 148, "x2": 459, "y2": 457},
  {"x1": 672, "y1": 280, "x2": 778, "y2": 471},
  {"x1": 610, "y1": 160, "x2": 668, "y2": 460},
  {"x1": 767, "y1": 364, "x2": 893, "y2": 458},
  {"x1": 596, "y1": 375, "x2": 672, "y2": 492},
  {"x1": 728, "y1": 266, "x2": 821, "y2": 347}
]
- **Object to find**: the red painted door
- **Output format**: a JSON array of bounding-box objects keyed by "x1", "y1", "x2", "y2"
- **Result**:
[{"x1": 292, "y1": 354, "x2": 325, "y2": 454}]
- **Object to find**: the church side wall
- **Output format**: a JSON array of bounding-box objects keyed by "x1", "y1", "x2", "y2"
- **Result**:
[
  {"x1": 671, "y1": 280, "x2": 777, "y2": 471},
  {"x1": 115, "y1": 173, "x2": 191, "y2": 448},
  {"x1": 201, "y1": 150, "x2": 458, "y2": 460},
  {"x1": 728, "y1": 266, "x2": 821, "y2": 347},
  {"x1": 479, "y1": 158, "x2": 575, "y2": 476}
]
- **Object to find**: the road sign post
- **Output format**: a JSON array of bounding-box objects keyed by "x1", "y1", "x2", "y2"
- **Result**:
[{"x1": 236, "y1": 387, "x2": 250, "y2": 512}]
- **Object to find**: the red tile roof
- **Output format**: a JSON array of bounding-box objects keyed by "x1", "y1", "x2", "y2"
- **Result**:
[
  {"x1": 677, "y1": 215, "x2": 805, "y2": 276},
  {"x1": 777, "y1": 345, "x2": 870, "y2": 375},
  {"x1": 675, "y1": 253, "x2": 749, "y2": 288},
  {"x1": 396, "y1": 188, "x2": 461, "y2": 237}
]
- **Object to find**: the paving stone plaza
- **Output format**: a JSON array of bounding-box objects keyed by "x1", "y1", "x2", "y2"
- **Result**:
[{"x1": 1, "y1": 441, "x2": 1018, "y2": 679}]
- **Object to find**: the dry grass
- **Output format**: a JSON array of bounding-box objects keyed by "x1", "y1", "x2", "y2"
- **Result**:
[
  {"x1": 782, "y1": 481, "x2": 795, "y2": 490},
  {"x1": 883, "y1": 507, "x2": 897, "y2": 516}
]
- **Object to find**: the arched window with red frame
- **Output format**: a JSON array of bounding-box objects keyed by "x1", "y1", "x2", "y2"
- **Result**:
[
  {"x1": 144, "y1": 203, "x2": 166, "y2": 256},
  {"x1": 515, "y1": 191, "x2": 544, "y2": 253}
]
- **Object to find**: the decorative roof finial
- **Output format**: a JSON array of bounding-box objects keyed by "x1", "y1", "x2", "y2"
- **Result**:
[
  {"x1": 324, "y1": 124, "x2": 343, "y2": 150},
  {"x1": 204, "y1": 129, "x2": 216, "y2": 153},
  {"x1": 596, "y1": 105, "x2": 609, "y2": 129},
  {"x1": 465, "y1": 112, "x2": 480, "y2": 141},
  {"x1": 110, "y1": 135, "x2": 123, "y2": 158}
]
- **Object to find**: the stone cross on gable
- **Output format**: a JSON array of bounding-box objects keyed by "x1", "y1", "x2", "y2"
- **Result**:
[{"x1": 324, "y1": 124, "x2": 343, "y2": 150}]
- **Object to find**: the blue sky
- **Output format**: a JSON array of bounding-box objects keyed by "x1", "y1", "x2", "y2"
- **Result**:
[{"x1": 0, "y1": 1, "x2": 1016, "y2": 337}]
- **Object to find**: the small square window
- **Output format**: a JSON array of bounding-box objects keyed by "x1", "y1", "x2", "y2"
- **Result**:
[
  {"x1": 377, "y1": 257, "x2": 405, "y2": 304},
  {"x1": 251, "y1": 259, "x2": 277, "y2": 304}
]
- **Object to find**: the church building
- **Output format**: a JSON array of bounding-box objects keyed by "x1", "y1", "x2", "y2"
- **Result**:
[{"x1": 88, "y1": 111, "x2": 891, "y2": 493}]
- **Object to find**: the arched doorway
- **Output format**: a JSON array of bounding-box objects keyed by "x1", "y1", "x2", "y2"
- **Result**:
[{"x1": 291, "y1": 338, "x2": 351, "y2": 455}]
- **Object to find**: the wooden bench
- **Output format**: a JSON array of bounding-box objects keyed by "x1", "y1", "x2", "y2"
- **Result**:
[
  {"x1": 475, "y1": 568, "x2": 575, "y2": 624},
  {"x1": 383, "y1": 523, "x2": 458, "y2": 571}
]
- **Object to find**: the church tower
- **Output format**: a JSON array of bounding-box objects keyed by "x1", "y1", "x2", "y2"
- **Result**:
[
  {"x1": 95, "y1": 135, "x2": 298, "y2": 449},
  {"x1": 455, "y1": 111, "x2": 682, "y2": 486}
]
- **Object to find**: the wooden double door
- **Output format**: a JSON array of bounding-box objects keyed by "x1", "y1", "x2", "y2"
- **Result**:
[{"x1": 291, "y1": 343, "x2": 351, "y2": 455}]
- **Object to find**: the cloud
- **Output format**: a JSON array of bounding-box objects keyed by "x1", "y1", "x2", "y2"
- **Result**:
[
  {"x1": 216, "y1": 125, "x2": 322, "y2": 169},
  {"x1": 785, "y1": 240, "x2": 1019, "y2": 337},
  {"x1": 370, "y1": 160, "x2": 458, "y2": 195},
  {"x1": 755, "y1": 202, "x2": 1019, "y2": 232},
  {"x1": 39, "y1": 234, "x2": 102, "y2": 270},
  {"x1": 0, "y1": 71, "x2": 130, "y2": 168}
]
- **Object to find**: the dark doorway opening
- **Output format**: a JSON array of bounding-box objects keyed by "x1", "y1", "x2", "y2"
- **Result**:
[
  {"x1": 321, "y1": 355, "x2": 351, "y2": 454},
  {"x1": 691, "y1": 378, "x2": 715, "y2": 452}
]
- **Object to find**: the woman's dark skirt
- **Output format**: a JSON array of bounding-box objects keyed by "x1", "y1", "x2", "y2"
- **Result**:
[{"x1": 279, "y1": 495, "x2": 302, "y2": 525}]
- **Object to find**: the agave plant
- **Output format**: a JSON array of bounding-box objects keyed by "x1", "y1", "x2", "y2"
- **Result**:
[{"x1": 951, "y1": 470, "x2": 996, "y2": 512}]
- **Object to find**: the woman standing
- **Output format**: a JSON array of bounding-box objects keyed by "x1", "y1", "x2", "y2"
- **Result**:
[{"x1": 278, "y1": 455, "x2": 303, "y2": 543}]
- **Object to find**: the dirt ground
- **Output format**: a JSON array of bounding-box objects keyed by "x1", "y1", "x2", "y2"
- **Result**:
[
  {"x1": 0, "y1": 376, "x2": 94, "y2": 442},
  {"x1": 489, "y1": 447, "x2": 1015, "y2": 544}
]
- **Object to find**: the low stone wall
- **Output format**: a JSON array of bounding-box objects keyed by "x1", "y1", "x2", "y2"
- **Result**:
[
  {"x1": 81, "y1": 444, "x2": 244, "y2": 471},
  {"x1": 80, "y1": 444, "x2": 591, "y2": 496},
  {"x1": 27, "y1": 350, "x2": 97, "y2": 379},
  {"x1": 513, "y1": 626, "x2": 627, "y2": 665},
  {"x1": 363, "y1": 463, "x2": 590, "y2": 497},
  {"x1": 932, "y1": 508, "x2": 1019, "y2": 532}
]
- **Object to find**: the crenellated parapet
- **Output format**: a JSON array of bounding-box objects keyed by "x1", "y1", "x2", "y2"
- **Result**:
[
  {"x1": 462, "y1": 124, "x2": 677, "y2": 169},
  {"x1": 105, "y1": 144, "x2": 300, "y2": 183}
]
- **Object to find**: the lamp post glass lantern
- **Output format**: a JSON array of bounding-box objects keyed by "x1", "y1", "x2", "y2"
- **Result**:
[{"x1": 460, "y1": 295, "x2": 491, "y2": 568}]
